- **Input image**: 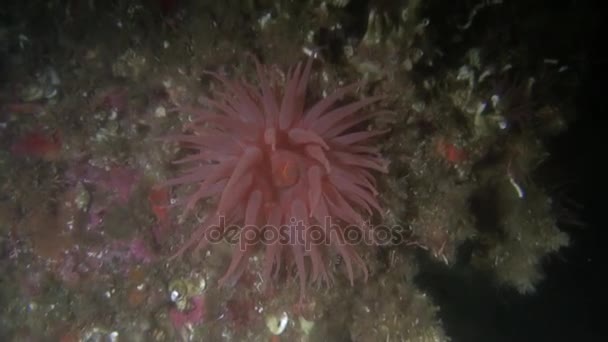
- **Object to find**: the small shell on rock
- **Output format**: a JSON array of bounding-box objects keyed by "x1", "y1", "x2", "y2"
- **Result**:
[
  {"x1": 168, "y1": 274, "x2": 207, "y2": 311},
  {"x1": 168, "y1": 279, "x2": 189, "y2": 311},
  {"x1": 266, "y1": 311, "x2": 289, "y2": 335},
  {"x1": 80, "y1": 327, "x2": 118, "y2": 342},
  {"x1": 154, "y1": 106, "x2": 166, "y2": 118}
]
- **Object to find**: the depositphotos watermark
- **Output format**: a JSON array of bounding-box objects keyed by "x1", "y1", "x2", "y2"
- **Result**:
[{"x1": 203, "y1": 216, "x2": 412, "y2": 252}]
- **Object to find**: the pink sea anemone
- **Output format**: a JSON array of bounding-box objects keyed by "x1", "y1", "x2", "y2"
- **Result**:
[{"x1": 164, "y1": 56, "x2": 389, "y2": 295}]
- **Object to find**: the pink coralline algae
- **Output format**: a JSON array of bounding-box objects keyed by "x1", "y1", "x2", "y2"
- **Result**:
[{"x1": 164, "y1": 56, "x2": 389, "y2": 295}]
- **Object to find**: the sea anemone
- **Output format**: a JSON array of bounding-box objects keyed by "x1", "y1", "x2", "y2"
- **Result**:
[{"x1": 164, "y1": 56, "x2": 389, "y2": 296}]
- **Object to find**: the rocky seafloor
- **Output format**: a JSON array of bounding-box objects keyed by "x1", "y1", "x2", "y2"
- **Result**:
[{"x1": 0, "y1": 0, "x2": 598, "y2": 341}]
